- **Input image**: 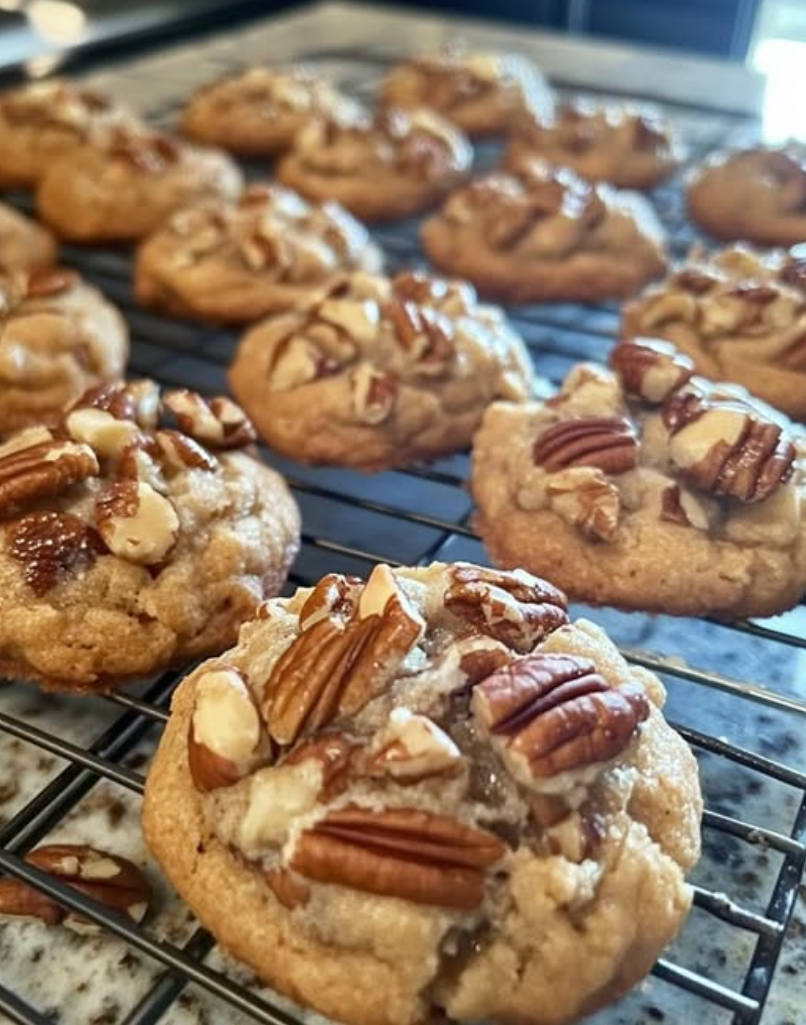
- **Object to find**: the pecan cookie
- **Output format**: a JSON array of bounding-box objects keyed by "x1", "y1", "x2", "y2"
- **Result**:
[
  {"x1": 0, "y1": 202, "x2": 57, "y2": 273},
  {"x1": 506, "y1": 100, "x2": 681, "y2": 190},
  {"x1": 180, "y1": 66, "x2": 364, "y2": 156},
  {"x1": 143, "y1": 560, "x2": 701, "y2": 1025},
  {"x1": 229, "y1": 270, "x2": 534, "y2": 470},
  {"x1": 380, "y1": 52, "x2": 554, "y2": 137},
  {"x1": 135, "y1": 182, "x2": 383, "y2": 324},
  {"x1": 0, "y1": 267, "x2": 128, "y2": 434},
  {"x1": 421, "y1": 159, "x2": 666, "y2": 303},
  {"x1": 473, "y1": 347, "x2": 806, "y2": 618},
  {"x1": 687, "y1": 144, "x2": 806, "y2": 246},
  {"x1": 0, "y1": 382, "x2": 300, "y2": 691},
  {"x1": 36, "y1": 127, "x2": 242, "y2": 243},
  {"x1": 623, "y1": 245, "x2": 806, "y2": 421},
  {"x1": 277, "y1": 108, "x2": 472, "y2": 222},
  {"x1": 0, "y1": 79, "x2": 136, "y2": 188}
]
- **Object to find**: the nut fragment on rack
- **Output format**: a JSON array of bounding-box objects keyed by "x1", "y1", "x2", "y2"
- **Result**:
[
  {"x1": 0, "y1": 437, "x2": 99, "y2": 515},
  {"x1": 532, "y1": 416, "x2": 638, "y2": 475},
  {"x1": 0, "y1": 844, "x2": 151, "y2": 929},
  {"x1": 609, "y1": 337, "x2": 694, "y2": 403},
  {"x1": 94, "y1": 479, "x2": 180, "y2": 564},
  {"x1": 164, "y1": 389, "x2": 256, "y2": 448}
]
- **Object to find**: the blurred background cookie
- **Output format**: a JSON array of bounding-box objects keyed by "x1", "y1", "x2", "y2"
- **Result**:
[{"x1": 0, "y1": 202, "x2": 57, "y2": 273}]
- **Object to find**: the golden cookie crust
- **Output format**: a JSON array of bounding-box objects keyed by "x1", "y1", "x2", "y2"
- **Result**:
[
  {"x1": 421, "y1": 160, "x2": 666, "y2": 303},
  {"x1": 180, "y1": 66, "x2": 364, "y2": 157},
  {"x1": 276, "y1": 108, "x2": 472, "y2": 223},
  {"x1": 380, "y1": 52, "x2": 554, "y2": 138},
  {"x1": 687, "y1": 146, "x2": 806, "y2": 246},
  {"x1": 229, "y1": 270, "x2": 534, "y2": 470},
  {"x1": 143, "y1": 563, "x2": 701, "y2": 1025},
  {"x1": 0, "y1": 268, "x2": 128, "y2": 434},
  {"x1": 36, "y1": 128, "x2": 242, "y2": 244},
  {"x1": 0, "y1": 202, "x2": 57, "y2": 273},
  {"x1": 135, "y1": 183, "x2": 383, "y2": 324}
]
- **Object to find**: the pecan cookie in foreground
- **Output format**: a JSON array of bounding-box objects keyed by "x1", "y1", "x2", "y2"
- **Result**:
[
  {"x1": 472, "y1": 346, "x2": 806, "y2": 618},
  {"x1": 180, "y1": 66, "x2": 364, "y2": 157},
  {"x1": 687, "y1": 144, "x2": 806, "y2": 246},
  {"x1": 506, "y1": 101, "x2": 681, "y2": 190},
  {"x1": 143, "y1": 560, "x2": 701, "y2": 1025},
  {"x1": 623, "y1": 245, "x2": 806, "y2": 421},
  {"x1": 277, "y1": 108, "x2": 472, "y2": 222},
  {"x1": 380, "y1": 52, "x2": 554, "y2": 137},
  {"x1": 0, "y1": 267, "x2": 128, "y2": 434},
  {"x1": 421, "y1": 160, "x2": 666, "y2": 303},
  {"x1": 229, "y1": 270, "x2": 534, "y2": 470},
  {"x1": 135, "y1": 183, "x2": 382, "y2": 324},
  {"x1": 0, "y1": 382, "x2": 300, "y2": 692},
  {"x1": 0, "y1": 202, "x2": 57, "y2": 273},
  {"x1": 0, "y1": 79, "x2": 136, "y2": 188},
  {"x1": 36, "y1": 127, "x2": 242, "y2": 243}
]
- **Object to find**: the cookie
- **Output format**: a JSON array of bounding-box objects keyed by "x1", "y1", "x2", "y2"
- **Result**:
[
  {"x1": 0, "y1": 382, "x2": 300, "y2": 691},
  {"x1": 421, "y1": 159, "x2": 666, "y2": 303},
  {"x1": 229, "y1": 269, "x2": 534, "y2": 470},
  {"x1": 277, "y1": 108, "x2": 472, "y2": 223},
  {"x1": 623, "y1": 245, "x2": 806, "y2": 421},
  {"x1": 180, "y1": 66, "x2": 364, "y2": 157},
  {"x1": 143, "y1": 559, "x2": 701, "y2": 1025},
  {"x1": 135, "y1": 182, "x2": 383, "y2": 324},
  {"x1": 687, "y1": 144, "x2": 806, "y2": 246},
  {"x1": 380, "y1": 52, "x2": 554, "y2": 138},
  {"x1": 36, "y1": 127, "x2": 242, "y2": 243},
  {"x1": 0, "y1": 79, "x2": 136, "y2": 189},
  {"x1": 506, "y1": 100, "x2": 680, "y2": 190},
  {"x1": 0, "y1": 267, "x2": 128, "y2": 434},
  {"x1": 0, "y1": 202, "x2": 57, "y2": 273},
  {"x1": 472, "y1": 347, "x2": 806, "y2": 619}
]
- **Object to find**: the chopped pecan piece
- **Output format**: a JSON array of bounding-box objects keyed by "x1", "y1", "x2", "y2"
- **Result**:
[
  {"x1": 26, "y1": 267, "x2": 79, "y2": 298},
  {"x1": 385, "y1": 298, "x2": 455, "y2": 372},
  {"x1": 95, "y1": 480, "x2": 180, "y2": 565},
  {"x1": 7, "y1": 511, "x2": 104, "y2": 596},
  {"x1": 298, "y1": 572, "x2": 361, "y2": 630},
  {"x1": 472, "y1": 654, "x2": 650, "y2": 783},
  {"x1": 164, "y1": 390, "x2": 256, "y2": 449},
  {"x1": 0, "y1": 439, "x2": 99, "y2": 516},
  {"x1": 155, "y1": 430, "x2": 218, "y2": 472},
  {"x1": 367, "y1": 708, "x2": 463, "y2": 783},
  {"x1": 609, "y1": 338, "x2": 694, "y2": 404},
  {"x1": 265, "y1": 868, "x2": 310, "y2": 910},
  {"x1": 283, "y1": 734, "x2": 355, "y2": 800},
  {"x1": 533, "y1": 417, "x2": 638, "y2": 475},
  {"x1": 71, "y1": 380, "x2": 160, "y2": 428},
  {"x1": 351, "y1": 363, "x2": 398, "y2": 424},
  {"x1": 671, "y1": 268, "x2": 718, "y2": 295},
  {"x1": 444, "y1": 564, "x2": 568, "y2": 652},
  {"x1": 291, "y1": 806, "x2": 505, "y2": 909}
]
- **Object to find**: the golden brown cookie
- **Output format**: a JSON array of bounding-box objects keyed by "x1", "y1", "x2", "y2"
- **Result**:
[
  {"x1": 623, "y1": 245, "x2": 806, "y2": 421},
  {"x1": 472, "y1": 349, "x2": 806, "y2": 619},
  {"x1": 135, "y1": 182, "x2": 383, "y2": 324},
  {"x1": 506, "y1": 100, "x2": 681, "y2": 190},
  {"x1": 380, "y1": 52, "x2": 554, "y2": 137},
  {"x1": 687, "y1": 144, "x2": 806, "y2": 246},
  {"x1": 143, "y1": 560, "x2": 701, "y2": 1025},
  {"x1": 36, "y1": 127, "x2": 242, "y2": 244},
  {"x1": 0, "y1": 381, "x2": 300, "y2": 692},
  {"x1": 276, "y1": 108, "x2": 472, "y2": 222},
  {"x1": 229, "y1": 270, "x2": 534, "y2": 470},
  {"x1": 0, "y1": 267, "x2": 128, "y2": 434},
  {"x1": 0, "y1": 79, "x2": 137, "y2": 188},
  {"x1": 421, "y1": 159, "x2": 666, "y2": 303},
  {"x1": 180, "y1": 66, "x2": 364, "y2": 157},
  {"x1": 0, "y1": 202, "x2": 57, "y2": 273}
]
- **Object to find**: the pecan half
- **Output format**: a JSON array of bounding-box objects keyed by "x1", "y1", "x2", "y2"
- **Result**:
[
  {"x1": 545, "y1": 468, "x2": 621, "y2": 542},
  {"x1": 0, "y1": 845, "x2": 150, "y2": 928},
  {"x1": 291, "y1": 806, "x2": 505, "y2": 909},
  {"x1": 444, "y1": 563, "x2": 568, "y2": 652},
  {"x1": 72, "y1": 380, "x2": 161, "y2": 429},
  {"x1": 7, "y1": 512, "x2": 104, "y2": 596},
  {"x1": 0, "y1": 439, "x2": 99, "y2": 516},
  {"x1": 533, "y1": 417, "x2": 638, "y2": 475},
  {"x1": 164, "y1": 390, "x2": 256, "y2": 449},
  {"x1": 609, "y1": 338, "x2": 694, "y2": 404},
  {"x1": 472, "y1": 654, "x2": 650, "y2": 783}
]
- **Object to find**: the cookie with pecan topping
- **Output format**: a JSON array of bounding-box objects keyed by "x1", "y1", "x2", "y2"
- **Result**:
[
  {"x1": 0, "y1": 267, "x2": 127, "y2": 434},
  {"x1": 143, "y1": 560, "x2": 701, "y2": 1025},
  {"x1": 135, "y1": 183, "x2": 382, "y2": 324},
  {"x1": 0, "y1": 79, "x2": 138, "y2": 188},
  {"x1": 623, "y1": 245, "x2": 806, "y2": 421},
  {"x1": 277, "y1": 107, "x2": 472, "y2": 222},
  {"x1": 472, "y1": 353, "x2": 806, "y2": 617},
  {"x1": 380, "y1": 51, "x2": 554, "y2": 138},
  {"x1": 506, "y1": 100, "x2": 681, "y2": 190},
  {"x1": 421, "y1": 159, "x2": 666, "y2": 303},
  {"x1": 180, "y1": 66, "x2": 364, "y2": 156},
  {"x1": 36, "y1": 126, "x2": 242, "y2": 243},
  {"x1": 687, "y1": 144, "x2": 806, "y2": 246},
  {"x1": 0, "y1": 381, "x2": 299, "y2": 691},
  {"x1": 228, "y1": 269, "x2": 535, "y2": 470},
  {"x1": 0, "y1": 201, "x2": 57, "y2": 274}
]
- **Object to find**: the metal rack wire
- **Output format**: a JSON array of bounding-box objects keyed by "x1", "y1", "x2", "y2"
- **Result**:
[{"x1": 0, "y1": 17, "x2": 805, "y2": 1025}]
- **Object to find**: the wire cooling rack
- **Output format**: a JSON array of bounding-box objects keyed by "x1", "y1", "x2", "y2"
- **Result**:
[{"x1": 0, "y1": 11, "x2": 805, "y2": 1025}]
